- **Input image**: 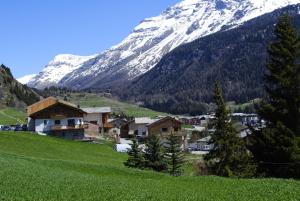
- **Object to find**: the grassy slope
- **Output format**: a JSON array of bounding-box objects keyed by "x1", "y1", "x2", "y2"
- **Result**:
[
  {"x1": 0, "y1": 107, "x2": 26, "y2": 125},
  {"x1": 0, "y1": 132, "x2": 299, "y2": 201},
  {"x1": 64, "y1": 93, "x2": 166, "y2": 117}
]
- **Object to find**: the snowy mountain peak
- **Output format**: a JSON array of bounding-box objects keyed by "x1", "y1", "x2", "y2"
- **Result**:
[
  {"x1": 26, "y1": 0, "x2": 300, "y2": 89},
  {"x1": 26, "y1": 54, "x2": 97, "y2": 88},
  {"x1": 17, "y1": 74, "x2": 37, "y2": 85}
]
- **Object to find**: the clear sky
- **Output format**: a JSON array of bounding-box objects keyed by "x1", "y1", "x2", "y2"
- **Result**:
[{"x1": 0, "y1": 0, "x2": 180, "y2": 78}]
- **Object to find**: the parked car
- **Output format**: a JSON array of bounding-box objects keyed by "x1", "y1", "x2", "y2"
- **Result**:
[
  {"x1": 0, "y1": 125, "x2": 3, "y2": 130},
  {"x1": 21, "y1": 124, "x2": 28, "y2": 131},
  {"x1": 1, "y1": 126, "x2": 11, "y2": 131},
  {"x1": 14, "y1": 125, "x2": 23, "y2": 131}
]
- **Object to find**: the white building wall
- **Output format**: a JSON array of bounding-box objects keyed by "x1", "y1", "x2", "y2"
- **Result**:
[
  {"x1": 128, "y1": 123, "x2": 149, "y2": 137},
  {"x1": 35, "y1": 117, "x2": 83, "y2": 132},
  {"x1": 137, "y1": 124, "x2": 148, "y2": 136},
  {"x1": 83, "y1": 113, "x2": 103, "y2": 126}
]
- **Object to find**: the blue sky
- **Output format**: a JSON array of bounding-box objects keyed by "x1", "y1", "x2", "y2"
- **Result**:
[{"x1": 0, "y1": 0, "x2": 179, "y2": 78}]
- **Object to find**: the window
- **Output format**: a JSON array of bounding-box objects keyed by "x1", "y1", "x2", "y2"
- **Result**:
[
  {"x1": 142, "y1": 132, "x2": 146, "y2": 135},
  {"x1": 55, "y1": 120, "x2": 61, "y2": 125},
  {"x1": 68, "y1": 119, "x2": 75, "y2": 126},
  {"x1": 43, "y1": 120, "x2": 48, "y2": 125},
  {"x1": 161, "y1": 128, "x2": 168, "y2": 132}
]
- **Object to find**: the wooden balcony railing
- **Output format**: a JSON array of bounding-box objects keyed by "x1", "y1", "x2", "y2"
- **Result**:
[
  {"x1": 51, "y1": 125, "x2": 84, "y2": 131},
  {"x1": 159, "y1": 131, "x2": 187, "y2": 137}
]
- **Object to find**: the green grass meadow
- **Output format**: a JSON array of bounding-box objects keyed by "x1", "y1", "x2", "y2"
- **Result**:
[
  {"x1": 0, "y1": 107, "x2": 26, "y2": 125},
  {"x1": 63, "y1": 93, "x2": 166, "y2": 117},
  {"x1": 0, "y1": 131, "x2": 299, "y2": 201}
]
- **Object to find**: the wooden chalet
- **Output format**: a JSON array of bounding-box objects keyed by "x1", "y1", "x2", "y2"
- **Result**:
[
  {"x1": 27, "y1": 97, "x2": 86, "y2": 139},
  {"x1": 147, "y1": 116, "x2": 188, "y2": 149},
  {"x1": 81, "y1": 107, "x2": 112, "y2": 136}
]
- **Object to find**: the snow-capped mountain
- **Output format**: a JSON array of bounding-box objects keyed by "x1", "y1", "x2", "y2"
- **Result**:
[
  {"x1": 17, "y1": 74, "x2": 37, "y2": 85},
  {"x1": 23, "y1": 54, "x2": 96, "y2": 88},
  {"x1": 25, "y1": 0, "x2": 300, "y2": 89}
]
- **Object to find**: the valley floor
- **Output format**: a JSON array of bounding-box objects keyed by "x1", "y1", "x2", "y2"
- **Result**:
[{"x1": 0, "y1": 131, "x2": 299, "y2": 201}]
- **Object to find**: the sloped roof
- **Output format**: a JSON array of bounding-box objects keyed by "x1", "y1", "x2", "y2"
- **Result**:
[
  {"x1": 81, "y1": 107, "x2": 111, "y2": 114},
  {"x1": 134, "y1": 117, "x2": 158, "y2": 124},
  {"x1": 147, "y1": 116, "x2": 182, "y2": 127},
  {"x1": 27, "y1": 96, "x2": 85, "y2": 117}
]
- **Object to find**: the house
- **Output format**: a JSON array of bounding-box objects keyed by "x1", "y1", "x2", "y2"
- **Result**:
[
  {"x1": 147, "y1": 116, "x2": 182, "y2": 136},
  {"x1": 197, "y1": 136, "x2": 213, "y2": 151},
  {"x1": 81, "y1": 107, "x2": 112, "y2": 135},
  {"x1": 231, "y1": 113, "x2": 259, "y2": 125},
  {"x1": 147, "y1": 116, "x2": 188, "y2": 150},
  {"x1": 27, "y1": 97, "x2": 86, "y2": 139},
  {"x1": 179, "y1": 116, "x2": 201, "y2": 126},
  {"x1": 109, "y1": 118, "x2": 128, "y2": 128},
  {"x1": 109, "y1": 118, "x2": 129, "y2": 138},
  {"x1": 128, "y1": 117, "x2": 157, "y2": 137}
]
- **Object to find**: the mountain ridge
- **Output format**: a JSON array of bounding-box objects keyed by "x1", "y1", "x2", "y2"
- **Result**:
[
  {"x1": 119, "y1": 4, "x2": 300, "y2": 114},
  {"x1": 20, "y1": 0, "x2": 300, "y2": 90}
]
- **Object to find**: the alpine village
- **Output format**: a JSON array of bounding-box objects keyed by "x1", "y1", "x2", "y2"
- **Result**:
[{"x1": 1, "y1": 0, "x2": 300, "y2": 201}]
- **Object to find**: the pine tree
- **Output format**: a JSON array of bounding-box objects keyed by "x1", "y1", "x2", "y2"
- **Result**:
[
  {"x1": 144, "y1": 134, "x2": 167, "y2": 172},
  {"x1": 249, "y1": 15, "x2": 300, "y2": 178},
  {"x1": 204, "y1": 82, "x2": 255, "y2": 178},
  {"x1": 164, "y1": 133, "x2": 185, "y2": 176},
  {"x1": 124, "y1": 134, "x2": 144, "y2": 169}
]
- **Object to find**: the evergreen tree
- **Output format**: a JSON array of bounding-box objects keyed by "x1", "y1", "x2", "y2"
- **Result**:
[
  {"x1": 164, "y1": 133, "x2": 185, "y2": 176},
  {"x1": 249, "y1": 15, "x2": 300, "y2": 178},
  {"x1": 144, "y1": 135, "x2": 167, "y2": 172},
  {"x1": 204, "y1": 82, "x2": 255, "y2": 178},
  {"x1": 124, "y1": 134, "x2": 144, "y2": 169}
]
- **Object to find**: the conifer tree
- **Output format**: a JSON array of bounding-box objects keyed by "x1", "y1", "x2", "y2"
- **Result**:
[
  {"x1": 164, "y1": 133, "x2": 185, "y2": 176},
  {"x1": 249, "y1": 15, "x2": 300, "y2": 178},
  {"x1": 205, "y1": 81, "x2": 255, "y2": 178},
  {"x1": 144, "y1": 134, "x2": 167, "y2": 172},
  {"x1": 124, "y1": 134, "x2": 144, "y2": 169}
]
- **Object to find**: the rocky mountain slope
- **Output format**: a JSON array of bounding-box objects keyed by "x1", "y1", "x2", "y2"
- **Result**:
[
  {"x1": 120, "y1": 4, "x2": 300, "y2": 114},
  {"x1": 20, "y1": 0, "x2": 300, "y2": 90},
  {"x1": 0, "y1": 65, "x2": 40, "y2": 108}
]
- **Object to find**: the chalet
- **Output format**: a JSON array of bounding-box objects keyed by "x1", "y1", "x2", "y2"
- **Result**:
[
  {"x1": 27, "y1": 97, "x2": 86, "y2": 139},
  {"x1": 128, "y1": 117, "x2": 157, "y2": 137},
  {"x1": 109, "y1": 118, "x2": 128, "y2": 129},
  {"x1": 147, "y1": 116, "x2": 182, "y2": 136},
  {"x1": 147, "y1": 116, "x2": 188, "y2": 150},
  {"x1": 82, "y1": 107, "x2": 112, "y2": 135},
  {"x1": 109, "y1": 118, "x2": 129, "y2": 138}
]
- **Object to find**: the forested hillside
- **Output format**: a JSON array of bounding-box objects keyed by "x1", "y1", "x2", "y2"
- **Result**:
[
  {"x1": 0, "y1": 64, "x2": 40, "y2": 109},
  {"x1": 121, "y1": 5, "x2": 300, "y2": 115}
]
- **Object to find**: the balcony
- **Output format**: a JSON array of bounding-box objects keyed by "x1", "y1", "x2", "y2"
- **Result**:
[
  {"x1": 51, "y1": 125, "x2": 84, "y2": 131},
  {"x1": 159, "y1": 131, "x2": 187, "y2": 137}
]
